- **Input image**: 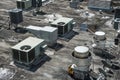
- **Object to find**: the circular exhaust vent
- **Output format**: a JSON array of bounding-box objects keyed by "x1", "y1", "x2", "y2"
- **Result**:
[
  {"x1": 20, "y1": 45, "x2": 31, "y2": 50},
  {"x1": 57, "y1": 22, "x2": 65, "y2": 26}
]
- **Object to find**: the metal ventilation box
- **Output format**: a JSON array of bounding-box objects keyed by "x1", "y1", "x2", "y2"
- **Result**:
[
  {"x1": 11, "y1": 37, "x2": 47, "y2": 67},
  {"x1": 17, "y1": 0, "x2": 32, "y2": 10},
  {"x1": 9, "y1": 9, "x2": 23, "y2": 24},
  {"x1": 88, "y1": 0, "x2": 112, "y2": 11},
  {"x1": 26, "y1": 26, "x2": 58, "y2": 46},
  {"x1": 51, "y1": 17, "x2": 74, "y2": 36}
]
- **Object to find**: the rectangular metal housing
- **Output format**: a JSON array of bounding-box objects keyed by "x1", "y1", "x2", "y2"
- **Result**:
[{"x1": 26, "y1": 26, "x2": 58, "y2": 46}]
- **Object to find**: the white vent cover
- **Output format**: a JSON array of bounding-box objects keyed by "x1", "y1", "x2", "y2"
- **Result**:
[
  {"x1": 74, "y1": 46, "x2": 89, "y2": 58},
  {"x1": 95, "y1": 31, "x2": 105, "y2": 40}
]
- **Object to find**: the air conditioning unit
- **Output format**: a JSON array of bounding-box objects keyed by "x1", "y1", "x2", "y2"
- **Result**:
[
  {"x1": 51, "y1": 17, "x2": 74, "y2": 36},
  {"x1": 9, "y1": 9, "x2": 23, "y2": 24},
  {"x1": 114, "y1": 18, "x2": 120, "y2": 30},
  {"x1": 26, "y1": 26, "x2": 58, "y2": 46},
  {"x1": 17, "y1": 0, "x2": 32, "y2": 10},
  {"x1": 11, "y1": 37, "x2": 47, "y2": 67}
]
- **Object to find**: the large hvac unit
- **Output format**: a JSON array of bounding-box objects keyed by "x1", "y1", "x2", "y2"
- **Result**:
[
  {"x1": 26, "y1": 26, "x2": 58, "y2": 46},
  {"x1": 17, "y1": 0, "x2": 32, "y2": 10},
  {"x1": 9, "y1": 9, "x2": 23, "y2": 24},
  {"x1": 88, "y1": 0, "x2": 112, "y2": 11},
  {"x1": 51, "y1": 17, "x2": 74, "y2": 36},
  {"x1": 11, "y1": 37, "x2": 47, "y2": 67}
]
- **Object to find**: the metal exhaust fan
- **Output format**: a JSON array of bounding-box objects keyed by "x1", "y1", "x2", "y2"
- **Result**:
[
  {"x1": 57, "y1": 22, "x2": 65, "y2": 26},
  {"x1": 20, "y1": 45, "x2": 31, "y2": 50}
]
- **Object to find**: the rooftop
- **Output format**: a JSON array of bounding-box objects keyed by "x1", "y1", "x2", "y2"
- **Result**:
[{"x1": 0, "y1": 0, "x2": 120, "y2": 80}]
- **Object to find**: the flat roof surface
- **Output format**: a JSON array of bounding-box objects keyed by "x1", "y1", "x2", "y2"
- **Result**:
[
  {"x1": 26, "y1": 25, "x2": 57, "y2": 32},
  {"x1": 0, "y1": 0, "x2": 120, "y2": 80},
  {"x1": 11, "y1": 37, "x2": 44, "y2": 52},
  {"x1": 51, "y1": 17, "x2": 73, "y2": 26}
]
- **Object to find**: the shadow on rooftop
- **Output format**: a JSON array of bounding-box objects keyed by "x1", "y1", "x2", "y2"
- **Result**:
[
  {"x1": 49, "y1": 43, "x2": 64, "y2": 51},
  {"x1": 30, "y1": 54, "x2": 51, "y2": 72},
  {"x1": 59, "y1": 30, "x2": 79, "y2": 42},
  {"x1": 14, "y1": 27, "x2": 28, "y2": 34},
  {"x1": 14, "y1": 54, "x2": 51, "y2": 72}
]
